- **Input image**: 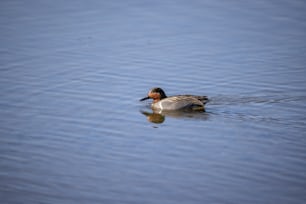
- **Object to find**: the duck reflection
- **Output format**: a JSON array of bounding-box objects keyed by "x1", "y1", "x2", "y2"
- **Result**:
[
  {"x1": 141, "y1": 111, "x2": 166, "y2": 123},
  {"x1": 140, "y1": 109, "x2": 209, "y2": 124}
]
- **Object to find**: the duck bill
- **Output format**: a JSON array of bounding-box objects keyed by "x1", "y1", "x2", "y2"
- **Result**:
[{"x1": 140, "y1": 96, "x2": 150, "y2": 101}]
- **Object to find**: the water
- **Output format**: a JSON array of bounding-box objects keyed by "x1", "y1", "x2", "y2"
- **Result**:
[{"x1": 1, "y1": 0, "x2": 306, "y2": 203}]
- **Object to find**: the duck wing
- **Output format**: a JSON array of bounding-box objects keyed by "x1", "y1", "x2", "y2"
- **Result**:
[
  {"x1": 161, "y1": 96, "x2": 205, "y2": 110},
  {"x1": 177, "y1": 95, "x2": 209, "y2": 104}
]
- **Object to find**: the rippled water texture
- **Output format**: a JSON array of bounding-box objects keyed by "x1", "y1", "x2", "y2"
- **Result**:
[{"x1": 1, "y1": 1, "x2": 306, "y2": 204}]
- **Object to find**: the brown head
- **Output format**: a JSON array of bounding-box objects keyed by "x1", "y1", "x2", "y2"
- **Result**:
[{"x1": 140, "y1": 87, "x2": 167, "y2": 103}]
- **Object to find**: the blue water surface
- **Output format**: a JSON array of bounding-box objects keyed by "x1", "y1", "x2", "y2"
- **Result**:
[{"x1": 1, "y1": 1, "x2": 306, "y2": 204}]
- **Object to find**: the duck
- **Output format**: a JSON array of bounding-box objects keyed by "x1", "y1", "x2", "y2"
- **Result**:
[{"x1": 140, "y1": 87, "x2": 208, "y2": 111}]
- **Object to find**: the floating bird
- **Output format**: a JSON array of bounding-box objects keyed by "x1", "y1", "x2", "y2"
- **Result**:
[{"x1": 140, "y1": 87, "x2": 208, "y2": 111}]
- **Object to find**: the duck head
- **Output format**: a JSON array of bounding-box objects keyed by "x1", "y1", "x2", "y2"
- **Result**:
[{"x1": 140, "y1": 87, "x2": 167, "y2": 102}]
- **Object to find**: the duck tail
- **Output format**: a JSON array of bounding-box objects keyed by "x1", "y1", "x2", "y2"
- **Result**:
[{"x1": 195, "y1": 96, "x2": 209, "y2": 104}]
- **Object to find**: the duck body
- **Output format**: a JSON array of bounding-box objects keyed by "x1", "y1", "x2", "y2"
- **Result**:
[{"x1": 140, "y1": 87, "x2": 208, "y2": 111}]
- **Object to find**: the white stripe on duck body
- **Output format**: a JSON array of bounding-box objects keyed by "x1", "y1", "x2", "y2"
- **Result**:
[{"x1": 140, "y1": 87, "x2": 208, "y2": 111}]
